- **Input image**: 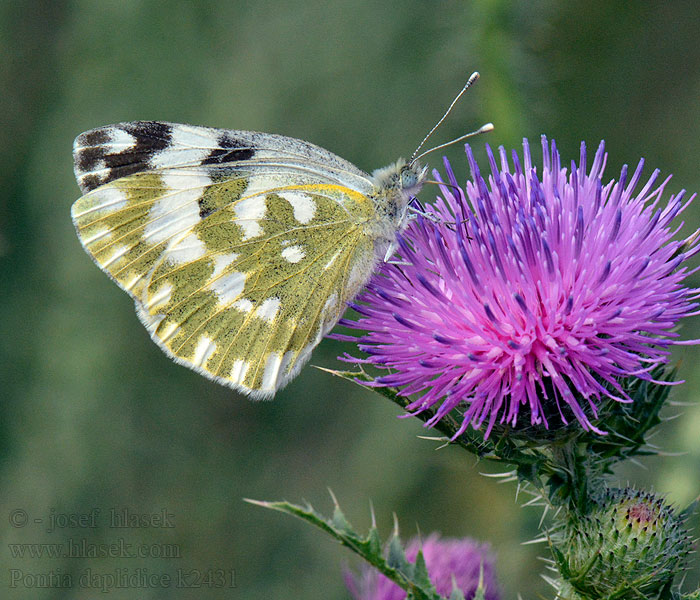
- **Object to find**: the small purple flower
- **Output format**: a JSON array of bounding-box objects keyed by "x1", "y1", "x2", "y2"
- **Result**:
[
  {"x1": 344, "y1": 534, "x2": 499, "y2": 600},
  {"x1": 337, "y1": 137, "x2": 699, "y2": 436}
]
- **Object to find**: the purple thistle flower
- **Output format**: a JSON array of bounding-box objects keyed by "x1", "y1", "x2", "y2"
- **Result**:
[
  {"x1": 344, "y1": 534, "x2": 499, "y2": 600},
  {"x1": 337, "y1": 137, "x2": 700, "y2": 437}
]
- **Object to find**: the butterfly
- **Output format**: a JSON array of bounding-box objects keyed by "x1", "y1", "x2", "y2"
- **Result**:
[
  {"x1": 71, "y1": 120, "x2": 431, "y2": 398},
  {"x1": 70, "y1": 75, "x2": 489, "y2": 398}
]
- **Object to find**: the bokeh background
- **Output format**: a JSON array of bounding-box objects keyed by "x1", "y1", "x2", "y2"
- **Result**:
[{"x1": 1, "y1": 1, "x2": 699, "y2": 598}]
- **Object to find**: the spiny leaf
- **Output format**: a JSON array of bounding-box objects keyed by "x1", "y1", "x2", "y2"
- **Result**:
[
  {"x1": 414, "y1": 549, "x2": 433, "y2": 590},
  {"x1": 246, "y1": 496, "x2": 449, "y2": 600}
]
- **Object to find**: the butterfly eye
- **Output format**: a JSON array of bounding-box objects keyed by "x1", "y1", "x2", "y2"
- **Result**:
[
  {"x1": 399, "y1": 164, "x2": 427, "y2": 196},
  {"x1": 400, "y1": 169, "x2": 418, "y2": 188}
]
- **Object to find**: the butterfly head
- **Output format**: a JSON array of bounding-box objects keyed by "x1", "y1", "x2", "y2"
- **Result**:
[
  {"x1": 367, "y1": 159, "x2": 428, "y2": 255},
  {"x1": 370, "y1": 159, "x2": 428, "y2": 198},
  {"x1": 400, "y1": 160, "x2": 429, "y2": 197}
]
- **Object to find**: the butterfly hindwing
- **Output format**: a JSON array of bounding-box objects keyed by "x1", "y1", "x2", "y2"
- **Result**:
[
  {"x1": 72, "y1": 150, "x2": 377, "y2": 396},
  {"x1": 138, "y1": 183, "x2": 376, "y2": 396}
]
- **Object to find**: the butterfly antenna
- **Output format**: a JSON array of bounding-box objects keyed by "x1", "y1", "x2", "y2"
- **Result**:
[
  {"x1": 411, "y1": 122, "x2": 494, "y2": 164},
  {"x1": 410, "y1": 71, "x2": 483, "y2": 164}
]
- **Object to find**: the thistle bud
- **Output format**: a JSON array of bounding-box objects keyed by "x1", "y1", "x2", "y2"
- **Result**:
[{"x1": 551, "y1": 488, "x2": 693, "y2": 599}]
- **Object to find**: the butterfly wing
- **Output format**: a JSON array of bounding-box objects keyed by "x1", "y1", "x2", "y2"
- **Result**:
[
  {"x1": 72, "y1": 123, "x2": 379, "y2": 397},
  {"x1": 73, "y1": 121, "x2": 370, "y2": 193}
]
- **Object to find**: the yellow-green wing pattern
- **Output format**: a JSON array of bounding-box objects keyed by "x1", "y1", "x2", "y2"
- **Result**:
[{"x1": 72, "y1": 169, "x2": 377, "y2": 397}]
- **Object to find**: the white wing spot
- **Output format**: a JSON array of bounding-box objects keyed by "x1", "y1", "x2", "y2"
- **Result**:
[
  {"x1": 261, "y1": 353, "x2": 282, "y2": 392},
  {"x1": 91, "y1": 158, "x2": 106, "y2": 174},
  {"x1": 324, "y1": 249, "x2": 342, "y2": 270},
  {"x1": 158, "y1": 321, "x2": 180, "y2": 343},
  {"x1": 83, "y1": 227, "x2": 111, "y2": 245},
  {"x1": 192, "y1": 336, "x2": 217, "y2": 367},
  {"x1": 278, "y1": 191, "x2": 316, "y2": 224},
  {"x1": 101, "y1": 244, "x2": 129, "y2": 268},
  {"x1": 255, "y1": 297, "x2": 281, "y2": 323},
  {"x1": 106, "y1": 128, "x2": 137, "y2": 154},
  {"x1": 125, "y1": 273, "x2": 143, "y2": 291},
  {"x1": 161, "y1": 172, "x2": 212, "y2": 191},
  {"x1": 281, "y1": 245, "x2": 305, "y2": 263},
  {"x1": 230, "y1": 359, "x2": 251, "y2": 385},
  {"x1": 234, "y1": 195, "x2": 267, "y2": 240},
  {"x1": 149, "y1": 126, "x2": 214, "y2": 168},
  {"x1": 143, "y1": 173, "x2": 210, "y2": 244},
  {"x1": 166, "y1": 233, "x2": 207, "y2": 264},
  {"x1": 146, "y1": 281, "x2": 173, "y2": 310},
  {"x1": 73, "y1": 186, "x2": 129, "y2": 218},
  {"x1": 241, "y1": 177, "x2": 278, "y2": 202},
  {"x1": 211, "y1": 253, "x2": 240, "y2": 277},
  {"x1": 233, "y1": 298, "x2": 254, "y2": 313},
  {"x1": 208, "y1": 271, "x2": 246, "y2": 305}
]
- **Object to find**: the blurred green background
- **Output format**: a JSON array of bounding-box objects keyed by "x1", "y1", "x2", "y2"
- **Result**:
[{"x1": 1, "y1": 1, "x2": 699, "y2": 598}]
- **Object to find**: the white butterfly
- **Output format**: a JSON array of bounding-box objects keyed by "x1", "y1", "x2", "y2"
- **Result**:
[{"x1": 71, "y1": 74, "x2": 489, "y2": 397}]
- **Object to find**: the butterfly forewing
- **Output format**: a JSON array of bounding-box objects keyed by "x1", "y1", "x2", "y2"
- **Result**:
[
  {"x1": 73, "y1": 121, "x2": 370, "y2": 193},
  {"x1": 72, "y1": 122, "x2": 381, "y2": 396}
]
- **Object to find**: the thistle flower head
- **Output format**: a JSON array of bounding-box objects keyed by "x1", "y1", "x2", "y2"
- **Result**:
[
  {"x1": 344, "y1": 534, "x2": 499, "y2": 600},
  {"x1": 551, "y1": 487, "x2": 693, "y2": 599},
  {"x1": 338, "y1": 137, "x2": 700, "y2": 437}
]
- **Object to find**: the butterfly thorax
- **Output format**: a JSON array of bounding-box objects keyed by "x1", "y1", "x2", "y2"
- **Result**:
[{"x1": 367, "y1": 159, "x2": 427, "y2": 249}]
